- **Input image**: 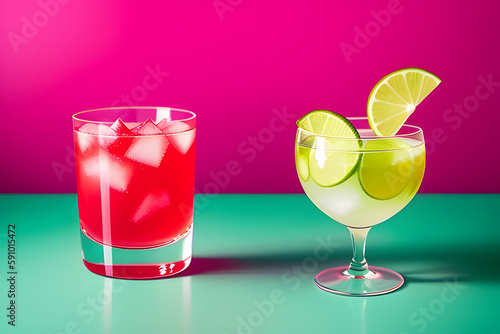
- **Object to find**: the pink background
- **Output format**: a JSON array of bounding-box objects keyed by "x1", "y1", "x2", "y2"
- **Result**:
[{"x1": 0, "y1": 0, "x2": 499, "y2": 193}]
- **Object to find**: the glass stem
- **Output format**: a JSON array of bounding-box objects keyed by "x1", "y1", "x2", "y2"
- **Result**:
[{"x1": 347, "y1": 227, "x2": 371, "y2": 276}]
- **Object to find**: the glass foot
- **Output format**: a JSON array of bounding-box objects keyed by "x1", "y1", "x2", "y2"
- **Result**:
[{"x1": 314, "y1": 266, "x2": 403, "y2": 296}]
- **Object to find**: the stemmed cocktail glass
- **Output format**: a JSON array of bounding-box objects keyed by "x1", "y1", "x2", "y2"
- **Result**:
[{"x1": 295, "y1": 117, "x2": 425, "y2": 296}]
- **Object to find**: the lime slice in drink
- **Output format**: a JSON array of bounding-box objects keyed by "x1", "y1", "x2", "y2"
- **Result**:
[
  {"x1": 359, "y1": 139, "x2": 414, "y2": 200},
  {"x1": 367, "y1": 68, "x2": 441, "y2": 136},
  {"x1": 296, "y1": 110, "x2": 361, "y2": 187},
  {"x1": 295, "y1": 135, "x2": 314, "y2": 182}
]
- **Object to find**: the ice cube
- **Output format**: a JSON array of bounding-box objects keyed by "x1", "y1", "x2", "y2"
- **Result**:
[
  {"x1": 97, "y1": 124, "x2": 118, "y2": 147},
  {"x1": 81, "y1": 155, "x2": 99, "y2": 176},
  {"x1": 132, "y1": 191, "x2": 170, "y2": 223},
  {"x1": 173, "y1": 129, "x2": 195, "y2": 154},
  {"x1": 161, "y1": 122, "x2": 195, "y2": 154},
  {"x1": 75, "y1": 131, "x2": 95, "y2": 153},
  {"x1": 159, "y1": 120, "x2": 189, "y2": 134},
  {"x1": 78, "y1": 123, "x2": 118, "y2": 148},
  {"x1": 81, "y1": 153, "x2": 132, "y2": 192},
  {"x1": 125, "y1": 137, "x2": 168, "y2": 167},
  {"x1": 77, "y1": 124, "x2": 101, "y2": 152},
  {"x1": 110, "y1": 118, "x2": 132, "y2": 135},
  {"x1": 78, "y1": 123, "x2": 99, "y2": 135},
  {"x1": 125, "y1": 119, "x2": 169, "y2": 167},
  {"x1": 155, "y1": 118, "x2": 170, "y2": 130},
  {"x1": 315, "y1": 177, "x2": 360, "y2": 217},
  {"x1": 132, "y1": 119, "x2": 164, "y2": 135}
]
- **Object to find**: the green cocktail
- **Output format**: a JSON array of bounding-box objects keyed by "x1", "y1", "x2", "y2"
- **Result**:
[{"x1": 295, "y1": 68, "x2": 440, "y2": 295}]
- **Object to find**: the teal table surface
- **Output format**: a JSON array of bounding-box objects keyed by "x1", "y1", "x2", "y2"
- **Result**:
[{"x1": 0, "y1": 194, "x2": 499, "y2": 334}]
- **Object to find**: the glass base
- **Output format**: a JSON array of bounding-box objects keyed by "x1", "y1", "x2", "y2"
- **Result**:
[
  {"x1": 314, "y1": 266, "x2": 403, "y2": 296},
  {"x1": 80, "y1": 224, "x2": 193, "y2": 279}
]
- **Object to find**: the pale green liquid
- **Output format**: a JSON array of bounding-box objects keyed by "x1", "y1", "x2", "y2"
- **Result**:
[{"x1": 299, "y1": 140, "x2": 425, "y2": 228}]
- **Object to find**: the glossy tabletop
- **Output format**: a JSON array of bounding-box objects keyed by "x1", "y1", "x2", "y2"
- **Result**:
[{"x1": 0, "y1": 194, "x2": 499, "y2": 334}]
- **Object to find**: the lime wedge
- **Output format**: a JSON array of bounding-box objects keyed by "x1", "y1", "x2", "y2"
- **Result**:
[
  {"x1": 297, "y1": 110, "x2": 361, "y2": 187},
  {"x1": 359, "y1": 139, "x2": 414, "y2": 200},
  {"x1": 367, "y1": 68, "x2": 441, "y2": 136}
]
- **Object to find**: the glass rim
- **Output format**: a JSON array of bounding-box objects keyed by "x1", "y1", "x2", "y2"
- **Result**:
[
  {"x1": 72, "y1": 106, "x2": 196, "y2": 124},
  {"x1": 297, "y1": 117, "x2": 423, "y2": 139},
  {"x1": 296, "y1": 140, "x2": 425, "y2": 153}
]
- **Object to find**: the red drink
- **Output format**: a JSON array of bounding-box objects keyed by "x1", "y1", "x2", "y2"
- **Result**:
[{"x1": 73, "y1": 107, "x2": 196, "y2": 278}]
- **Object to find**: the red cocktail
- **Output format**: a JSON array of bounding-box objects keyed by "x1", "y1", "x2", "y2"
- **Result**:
[{"x1": 73, "y1": 107, "x2": 196, "y2": 279}]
